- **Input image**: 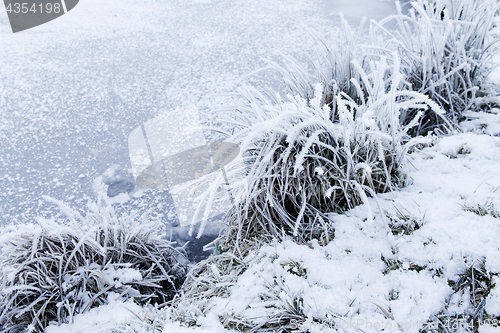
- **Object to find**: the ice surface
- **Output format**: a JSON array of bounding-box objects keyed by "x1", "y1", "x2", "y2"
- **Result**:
[{"x1": 0, "y1": 0, "x2": 402, "y2": 228}]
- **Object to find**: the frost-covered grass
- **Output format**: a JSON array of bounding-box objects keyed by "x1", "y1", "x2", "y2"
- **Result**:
[
  {"x1": 267, "y1": 0, "x2": 500, "y2": 136},
  {"x1": 217, "y1": 55, "x2": 447, "y2": 255},
  {"x1": 0, "y1": 198, "x2": 187, "y2": 333},
  {"x1": 69, "y1": 131, "x2": 499, "y2": 333},
  {"x1": 167, "y1": 132, "x2": 500, "y2": 333},
  {"x1": 211, "y1": 1, "x2": 466, "y2": 255},
  {"x1": 372, "y1": 0, "x2": 500, "y2": 135}
]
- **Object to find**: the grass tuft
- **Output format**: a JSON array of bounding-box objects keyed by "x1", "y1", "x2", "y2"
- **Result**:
[
  {"x1": 372, "y1": 0, "x2": 500, "y2": 135},
  {"x1": 0, "y1": 199, "x2": 187, "y2": 332},
  {"x1": 217, "y1": 54, "x2": 446, "y2": 255},
  {"x1": 385, "y1": 205, "x2": 425, "y2": 236},
  {"x1": 422, "y1": 258, "x2": 497, "y2": 333},
  {"x1": 463, "y1": 201, "x2": 500, "y2": 218}
]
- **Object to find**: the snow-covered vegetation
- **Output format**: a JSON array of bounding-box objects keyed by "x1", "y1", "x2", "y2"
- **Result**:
[
  {"x1": 0, "y1": 198, "x2": 187, "y2": 332},
  {"x1": 373, "y1": 0, "x2": 500, "y2": 135},
  {"x1": 168, "y1": 132, "x2": 500, "y2": 333},
  {"x1": 1, "y1": 0, "x2": 500, "y2": 332},
  {"x1": 217, "y1": 54, "x2": 447, "y2": 254}
]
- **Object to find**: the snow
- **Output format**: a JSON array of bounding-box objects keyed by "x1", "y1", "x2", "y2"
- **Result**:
[
  {"x1": 185, "y1": 132, "x2": 498, "y2": 333},
  {"x1": 45, "y1": 299, "x2": 146, "y2": 333},
  {"x1": 103, "y1": 267, "x2": 143, "y2": 287},
  {"x1": 487, "y1": 277, "x2": 500, "y2": 316}
]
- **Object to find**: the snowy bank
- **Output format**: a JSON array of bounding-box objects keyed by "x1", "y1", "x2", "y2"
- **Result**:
[{"x1": 44, "y1": 129, "x2": 500, "y2": 332}]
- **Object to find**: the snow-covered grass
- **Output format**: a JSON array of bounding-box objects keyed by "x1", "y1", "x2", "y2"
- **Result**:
[
  {"x1": 0, "y1": 198, "x2": 187, "y2": 333},
  {"x1": 267, "y1": 0, "x2": 500, "y2": 137},
  {"x1": 216, "y1": 55, "x2": 447, "y2": 256},
  {"x1": 372, "y1": 0, "x2": 500, "y2": 135},
  {"x1": 56, "y1": 130, "x2": 500, "y2": 333},
  {"x1": 162, "y1": 1, "x2": 500, "y2": 330}
]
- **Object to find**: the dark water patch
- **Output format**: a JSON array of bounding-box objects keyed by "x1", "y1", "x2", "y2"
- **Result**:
[{"x1": 182, "y1": 234, "x2": 218, "y2": 263}]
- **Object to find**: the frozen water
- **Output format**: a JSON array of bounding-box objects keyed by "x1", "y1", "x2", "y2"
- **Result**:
[
  {"x1": 0, "y1": 0, "x2": 406, "y2": 246},
  {"x1": 106, "y1": 179, "x2": 135, "y2": 198}
]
